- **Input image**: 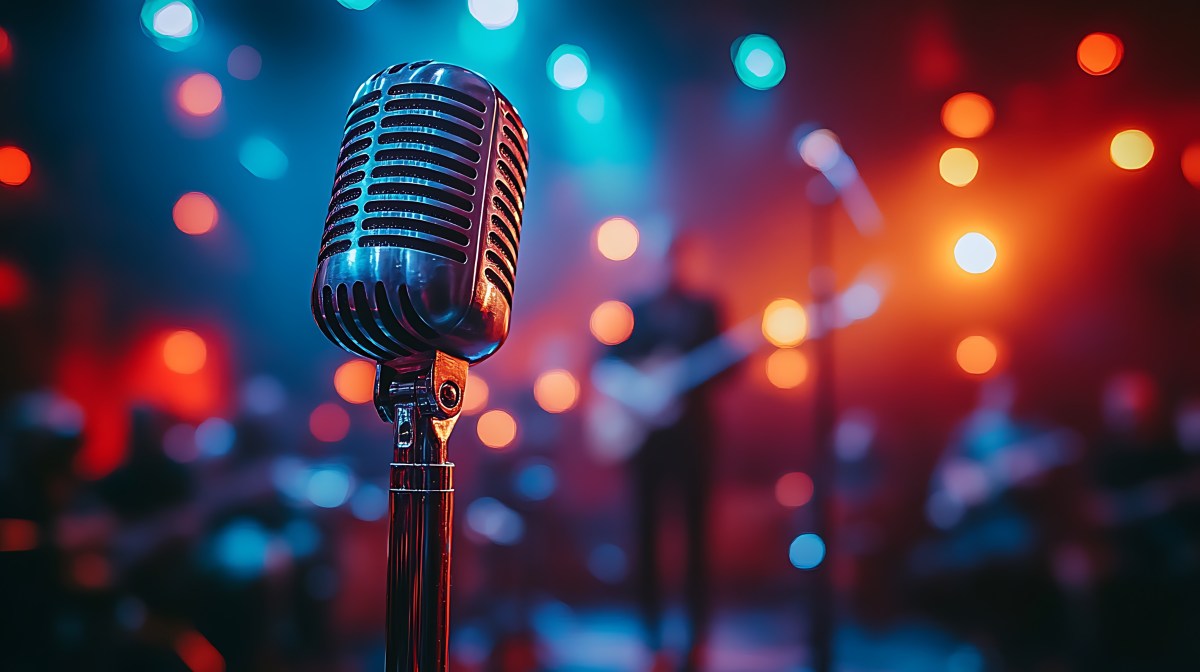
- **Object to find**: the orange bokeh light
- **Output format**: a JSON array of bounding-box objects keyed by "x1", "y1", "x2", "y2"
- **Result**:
[
  {"x1": 463, "y1": 372, "x2": 489, "y2": 415},
  {"x1": 309, "y1": 402, "x2": 350, "y2": 443},
  {"x1": 177, "y1": 73, "x2": 223, "y2": 117},
  {"x1": 590, "y1": 300, "x2": 635, "y2": 346},
  {"x1": 173, "y1": 192, "x2": 218, "y2": 235},
  {"x1": 1077, "y1": 33, "x2": 1123, "y2": 76},
  {"x1": 0, "y1": 260, "x2": 29, "y2": 309},
  {"x1": 1183, "y1": 143, "x2": 1200, "y2": 189},
  {"x1": 766, "y1": 348, "x2": 809, "y2": 389},
  {"x1": 0, "y1": 146, "x2": 31, "y2": 186},
  {"x1": 533, "y1": 369, "x2": 580, "y2": 414},
  {"x1": 956, "y1": 335, "x2": 998, "y2": 375},
  {"x1": 762, "y1": 298, "x2": 808, "y2": 347},
  {"x1": 163, "y1": 330, "x2": 207, "y2": 374},
  {"x1": 941, "y1": 92, "x2": 994, "y2": 139},
  {"x1": 939, "y1": 147, "x2": 979, "y2": 187},
  {"x1": 477, "y1": 409, "x2": 517, "y2": 449},
  {"x1": 595, "y1": 216, "x2": 639, "y2": 261},
  {"x1": 775, "y1": 472, "x2": 814, "y2": 508},
  {"x1": 333, "y1": 359, "x2": 376, "y2": 404}
]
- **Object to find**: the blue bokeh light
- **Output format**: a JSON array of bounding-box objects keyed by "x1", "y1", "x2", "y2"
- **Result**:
[
  {"x1": 514, "y1": 462, "x2": 557, "y2": 501},
  {"x1": 239, "y1": 136, "x2": 288, "y2": 180},
  {"x1": 788, "y1": 533, "x2": 826, "y2": 570}
]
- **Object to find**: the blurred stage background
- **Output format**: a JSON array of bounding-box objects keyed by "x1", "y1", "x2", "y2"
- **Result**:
[{"x1": 2, "y1": 0, "x2": 1200, "y2": 670}]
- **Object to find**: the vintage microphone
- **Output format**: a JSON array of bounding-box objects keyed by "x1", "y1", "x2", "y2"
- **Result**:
[{"x1": 310, "y1": 61, "x2": 528, "y2": 671}]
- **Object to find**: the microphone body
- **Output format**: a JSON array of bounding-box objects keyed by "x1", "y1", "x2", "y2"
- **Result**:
[{"x1": 310, "y1": 61, "x2": 528, "y2": 672}]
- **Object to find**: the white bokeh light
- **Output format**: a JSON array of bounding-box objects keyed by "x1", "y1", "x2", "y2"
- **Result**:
[
  {"x1": 954, "y1": 232, "x2": 997, "y2": 274},
  {"x1": 153, "y1": 1, "x2": 194, "y2": 37},
  {"x1": 552, "y1": 53, "x2": 588, "y2": 90},
  {"x1": 468, "y1": 0, "x2": 518, "y2": 30}
]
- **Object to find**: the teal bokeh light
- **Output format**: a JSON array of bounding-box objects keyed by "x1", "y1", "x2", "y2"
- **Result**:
[
  {"x1": 731, "y1": 34, "x2": 786, "y2": 90},
  {"x1": 239, "y1": 137, "x2": 288, "y2": 180},
  {"x1": 140, "y1": 0, "x2": 202, "y2": 52},
  {"x1": 547, "y1": 44, "x2": 590, "y2": 90},
  {"x1": 789, "y1": 533, "x2": 826, "y2": 570},
  {"x1": 457, "y1": 10, "x2": 525, "y2": 61},
  {"x1": 336, "y1": 0, "x2": 380, "y2": 9}
]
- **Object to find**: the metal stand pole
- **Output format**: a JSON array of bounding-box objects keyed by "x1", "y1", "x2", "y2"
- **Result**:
[
  {"x1": 375, "y1": 353, "x2": 468, "y2": 672},
  {"x1": 809, "y1": 198, "x2": 836, "y2": 672}
]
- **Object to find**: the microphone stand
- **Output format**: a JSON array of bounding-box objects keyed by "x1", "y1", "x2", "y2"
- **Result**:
[{"x1": 374, "y1": 351, "x2": 469, "y2": 672}]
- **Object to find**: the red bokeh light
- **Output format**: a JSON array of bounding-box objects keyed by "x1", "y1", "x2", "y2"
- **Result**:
[
  {"x1": 0, "y1": 260, "x2": 29, "y2": 309},
  {"x1": 177, "y1": 73, "x2": 223, "y2": 117},
  {"x1": 310, "y1": 403, "x2": 350, "y2": 443},
  {"x1": 775, "y1": 472, "x2": 814, "y2": 508},
  {"x1": 175, "y1": 630, "x2": 226, "y2": 672},
  {"x1": 0, "y1": 518, "x2": 38, "y2": 552},
  {"x1": 173, "y1": 192, "x2": 218, "y2": 235},
  {"x1": 0, "y1": 146, "x2": 31, "y2": 186},
  {"x1": 0, "y1": 27, "x2": 12, "y2": 67}
]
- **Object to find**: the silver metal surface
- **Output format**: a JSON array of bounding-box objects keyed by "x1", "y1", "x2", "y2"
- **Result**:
[{"x1": 311, "y1": 61, "x2": 529, "y2": 365}]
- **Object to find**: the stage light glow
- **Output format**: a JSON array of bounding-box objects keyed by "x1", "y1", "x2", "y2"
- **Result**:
[
  {"x1": 309, "y1": 403, "x2": 350, "y2": 443},
  {"x1": 177, "y1": 73, "x2": 222, "y2": 117},
  {"x1": 548, "y1": 45, "x2": 589, "y2": 90},
  {"x1": 939, "y1": 147, "x2": 979, "y2": 186},
  {"x1": 337, "y1": 0, "x2": 380, "y2": 9},
  {"x1": 307, "y1": 466, "x2": 352, "y2": 508},
  {"x1": 515, "y1": 462, "x2": 557, "y2": 501},
  {"x1": 595, "y1": 216, "x2": 639, "y2": 261},
  {"x1": 956, "y1": 335, "x2": 998, "y2": 375},
  {"x1": 174, "y1": 630, "x2": 224, "y2": 672},
  {"x1": 469, "y1": 0, "x2": 518, "y2": 30},
  {"x1": 1110, "y1": 129, "x2": 1153, "y2": 170},
  {"x1": 463, "y1": 372, "x2": 489, "y2": 415},
  {"x1": 766, "y1": 349, "x2": 809, "y2": 389},
  {"x1": 775, "y1": 471, "x2": 814, "y2": 508},
  {"x1": 227, "y1": 45, "x2": 261, "y2": 80},
  {"x1": 840, "y1": 283, "x2": 882, "y2": 321},
  {"x1": 941, "y1": 92, "x2": 994, "y2": 139},
  {"x1": 173, "y1": 192, "x2": 218, "y2": 235},
  {"x1": 799, "y1": 130, "x2": 843, "y2": 173},
  {"x1": 239, "y1": 136, "x2": 288, "y2": 180},
  {"x1": 0, "y1": 146, "x2": 31, "y2": 186},
  {"x1": 1183, "y1": 143, "x2": 1200, "y2": 189},
  {"x1": 533, "y1": 369, "x2": 580, "y2": 414},
  {"x1": 195, "y1": 417, "x2": 234, "y2": 457},
  {"x1": 762, "y1": 298, "x2": 808, "y2": 347},
  {"x1": 590, "y1": 300, "x2": 635, "y2": 345},
  {"x1": 163, "y1": 330, "x2": 206, "y2": 374},
  {"x1": 954, "y1": 232, "x2": 997, "y2": 274},
  {"x1": 0, "y1": 261, "x2": 28, "y2": 309},
  {"x1": 477, "y1": 409, "x2": 517, "y2": 449},
  {"x1": 789, "y1": 533, "x2": 826, "y2": 570},
  {"x1": 333, "y1": 359, "x2": 375, "y2": 404},
  {"x1": 732, "y1": 34, "x2": 786, "y2": 90},
  {"x1": 577, "y1": 89, "x2": 606, "y2": 123},
  {"x1": 1077, "y1": 33, "x2": 1123, "y2": 75}
]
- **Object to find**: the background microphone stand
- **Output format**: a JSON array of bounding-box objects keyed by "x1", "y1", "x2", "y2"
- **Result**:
[{"x1": 373, "y1": 352, "x2": 468, "y2": 672}]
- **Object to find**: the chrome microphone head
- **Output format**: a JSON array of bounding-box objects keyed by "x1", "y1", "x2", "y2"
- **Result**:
[{"x1": 312, "y1": 61, "x2": 529, "y2": 366}]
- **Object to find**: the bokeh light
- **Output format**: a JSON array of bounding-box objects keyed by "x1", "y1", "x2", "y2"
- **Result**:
[
  {"x1": 463, "y1": 372, "x2": 489, "y2": 415},
  {"x1": 333, "y1": 359, "x2": 375, "y2": 405},
  {"x1": 775, "y1": 471, "x2": 814, "y2": 508},
  {"x1": 799, "y1": 129, "x2": 844, "y2": 173},
  {"x1": 477, "y1": 409, "x2": 517, "y2": 449},
  {"x1": 336, "y1": 0, "x2": 380, "y2": 9},
  {"x1": 0, "y1": 27, "x2": 11, "y2": 67},
  {"x1": 307, "y1": 466, "x2": 352, "y2": 508},
  {"x1": 1182, "y1": 142, "x2": 1200, "y2": 189},
  {"x1": 590, "y1": 300, "x2": 635, "y2": 346},
  {"x1": 789, "y1": 533, "x2": 826, "y2": 570},
  {"x1": 732, "y1": 34, "x2": 786, "y2": 90},
  {"x1": 177, "y1": 73, "x2": 222, "y2": 117},
  {"x1": 765, "y1": 349, "x2": 809, "y2": 389},
  {"x1": 762, "y1": 298, "x2": 808, "y2": 347},
  {"x1": 840, "y1": 282, "x2": 882, "y2": 321},
  {"x1": 469, "y1": 0, "x2": 518, "y2": 30},
  {"x1": 239, "y1": 136, "x2": 288, "y2": 179},
  {"x1": 939, "y1": 147, "x2": 979, "y2": 187},
  {"x1": 577, "y1": 89, "x2": 606, "y2": 123},
  {"x1": 1110, "y1": 129, "x2": 1153, "y2": 170},
  {"x1": 227, "y1": 45, "x2": 261, "y2": 80},
  {"x1": 309, "y1": 403, "x2": 350, "y2": 443},
  {"x1": 533, "y1": 369, "x2": 580, "y2": 414},
  {"x1": 941, "y1": 92, "x2": 994, "y2": 139},
  {"x1": 0, "y1": 146, "x2": 31, "y2": 186},
  {"x1": 172, "y1": 192, "x2": 218, "y2": 235},
  {"x1": 1077, "y1": 32, "x2": 1123, "y2": 75},
  {"x1": 956, "y1": 335, "x2": 998, "y2": 375},
  {"x1": 595, "y1": 216, "x2": 639, "y2": 261},
  {"x1": 141, "y1": 0, "x2": 201, "y2": 51},
  {"x1": 162, "y1": 330, "x2": 207, "y2": 374},
  {"x1": 514, "y1": 462, "x2": 557, "y2": 501},
  {"x1": 548, "y1": 44, "x2": 589, "y2": 90},
  {"x1": 0, "y1": 261, "x2": 29, "y2": 309},
  {"x1": 953, "y1": 232, "x2": 997, "y2": 274},
  {"x1": 195, "y1": 417, "x2": 235, "y2": 457}
]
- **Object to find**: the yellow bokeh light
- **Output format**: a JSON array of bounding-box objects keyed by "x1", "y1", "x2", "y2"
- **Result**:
[
  {"x1": 477, "y1": 409, "x2": 517, "y2": 449},
  {"x1": 1077, "y1": 32, "x2": 1123, "y2": 76},
  {"x1": 595, "y1": 217, "x2": 639, "y2": 261},
  {"x1": 533, "y1": 369, "x2": 580, "y2": 414},
  {"x1": 1110, "y1": 129, "x2": 1153, "y2": 170},
  {"x1": 766, "y1": 348, "x2": 809, "y2": 389},
  {"x1": 941, "y1": 92, "x2": 994, "y2": 139},
  {"x1": 463, "y1": 372, "x2": 489, "y2": 415},
  {"x1": 762, "y1": 298, "x2": 808, "y2": 348},
  {"x1": 939, "y1": 147, "x2": 979, "y2": 187},
  {"x1": 956, "y1": 335, "x2": 998, "y2": 375},
  {"x1": 590, "y1": 300, "x2": 635, "y2": 345},
  {"x1": 162, "y1": 330, "x2": 207, "y2": 374},
  {"x1": 333, "y1": 359, "x2": 376, "y2": 404}
]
